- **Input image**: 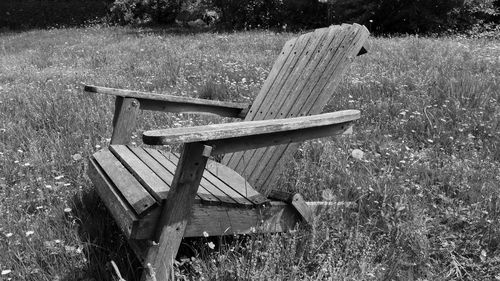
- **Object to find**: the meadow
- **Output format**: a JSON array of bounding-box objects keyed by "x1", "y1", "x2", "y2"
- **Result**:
[{"x1": 0, "y1": 25, "x2": 499, "y2": 280}]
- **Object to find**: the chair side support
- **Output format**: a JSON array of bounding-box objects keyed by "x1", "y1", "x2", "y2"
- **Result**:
[{"x1": 111, "y1": 97, "x2": 140, "y2": 145}]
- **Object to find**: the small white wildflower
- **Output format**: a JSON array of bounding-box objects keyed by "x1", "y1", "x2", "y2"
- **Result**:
[
  {"x1": 351, "y1": 149, "x2": 364, "y2": 160},
  {"x1": 64, "y1": 208, "x2": 72, "y2": 213},
  {"x1": 54, "y1": 175, "x2": 64, "y2": 180},
  {"x1": 65, "y1": 245, "x2": 77, "y2": 252},
  {"x1": 63, "y1": 183, "x2": 71, "y2": 187},
  {"x1": 72, "y1": 154, "x2": 82, "y2": 161},
  {"x1": 25, "y1": 230, "x2": 34, "y2": 237},
  {"x1": 45, "y1": 185, "x2": 52, "y2": 189},
  {"x1": 207, "y1": 242, "x2": 215, "y2": 249},
  {"x1": 95, "y1": 144, "x2": 101, "y2": 149},
  {"x1": 1, "y1": 269, "x2": 12, "y2": 275},
  {"x1": 427, "y1": 139, "x2": 434, "y2": 143},
  {"x1": 5, "y1": 233, "x2": 13, "y2": 238},
  {"x1": 203, "y1": 231, "x2": 209, "y2": 238},
  {"x1": 17, "y1": 149, "x2": 23, "y2": 153},
  {"x1": 24, "y1": 163, "x2": 30, "y2": 167}
]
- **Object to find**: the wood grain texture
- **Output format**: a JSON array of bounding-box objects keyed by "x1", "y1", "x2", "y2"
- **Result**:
[
  {"x1": 111, "y1": 97, "x2": 140, "y2": 145},
  {"x1": 144, "y1": 148, "x2": 239, "y2": 205},
  {"x1": 205, "y1": 160, "x2": 268, "y2": 205},
  {"x1": 110, "y1": 145, "x2": 170, "y2": 202},
  {"x1": 268, "y1": 190, "x2": 313, "y2": 225},
  {"x1": 222, "y1": 28, "x2": 317, "y2": 169},
  {"x1": 93, "y1": 150, "x2": 157, "y2": 216},
  {"x1": 84, "y1": 85, "x2": 249, "y2": 118},
  {"x1": 232, "y1": 25, "x2": 345, "y2": 178},
  {"x1": 244, "y1": 24, "x2": 351, "y2": 184},
  {"x1": 252, "y1": 24, "x2": 370, "y2": 190},
  {"x1": 129, "y1": 201, "x2": 342, "y2": 239},
  {"x1": 144, "y1": 143, "x2": 210, "y2": 281},
  {"x1": 219, "y1": 24, "x2": 369, "y2": 190},
  {"x1": 88, "y1": 158, "x2": 139, "y2": 238},
  {"x1": 162, "y1": 152, "x2": 256, "y2": 206},
  {"x1": 205, "y1": 120, "x2": 353, "y2": 155},
  {"x1": 143, "y1": 110, "x2": 359, "y2": 145},
  {"x1": 259, "y1": 25, "x2": 368, "y2": 188}
]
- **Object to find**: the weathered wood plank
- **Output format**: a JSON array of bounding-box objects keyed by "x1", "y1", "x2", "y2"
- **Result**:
[
  {"x1": 225, "y1": 27, "x2": 334, "y2": 171},
  {"x1": 246, "y1": 24, "x2": 354, "y2": 187},
  {"x1": 158, "y1": 150, "x2": 255, "y2": 206},
  {"x1": 254, "y1": 24, "x2": 370, "y2": 189},
  {"x1": 110, "y1": 145, "x2": 170, "y2": 202},
  {"x1": 111, "y1": 97, "x2": 140, "y2": 145},
  {"x1": 87, "y1": 158, "x2": 138, "y2": 238},
  {"x1": 205, "y1": 160, "x2": 269, "y2": 205},
  {"x1": 208, "y1": 121, "x2": 352, "y2": 155},
  {"x1": 84, "y1": 85, "x2": 249, "y2": 118},
  {"x1": 143, "y1": 110, "x2": 359, "y2": 146},
  {"x1": 93, "y1": 150, "x2": 157, "y2": 216},
  {"x1": 130, "y1": 201, "x2": 345, "y2": 239},
  {"x1": 234, "y1": 25, "x2": 346, "y2": 178},
  {"x1": 143, "y1": 148, "x2": 219, "y2": 203},
  {"x1": 163, "y1": 152, "x2": 254, "y2": 206},
  {"x1": 146, "y1": 148, "x2": 236, "y2": 204},
  {"x1": 215, "y1": 24, "x2": 369, "y2": 191},
  {"x1": 222, "y1": 30, "x2": 315, "y2": 168},
  {"x1": 143, "y1": 143, "x2": 210, "y2": 281},
  {"x1": 240, "y1": 24, "x2": 367, "y2": 189},
  {"x1": 268, "y1": 190, "x2": 313, "y2": 225}
]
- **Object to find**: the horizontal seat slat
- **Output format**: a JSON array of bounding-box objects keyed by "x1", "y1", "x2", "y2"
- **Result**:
[
  {"x1": 88, "y1": 158, "x2": 138, "y2": 238},
  {"x1": 110, "y1": 145, "x2": 170, "y2": 201},
  {"x1": 93, "y1": 150, "x2": 157, "y2": 216},
  {"x1": 163, "y1": 152, "x2": 255, "y2": 206},
  {"x1": 143, "y1": 148, "x2": 224, "y2": 203},
  {"x1": 205, "y1": 160, "x2": 269, "y2": 205}
]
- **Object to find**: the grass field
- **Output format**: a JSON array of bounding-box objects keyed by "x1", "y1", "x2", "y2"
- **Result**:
[{"x1": 0, "y1": 25, "x2": 499, "y2": 280}]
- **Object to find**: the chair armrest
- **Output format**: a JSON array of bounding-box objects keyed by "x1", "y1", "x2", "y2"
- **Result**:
[
  {"x1": 84, "y1": 85, "x2": 250, "y2": 118},
  {"x1": 143, "y1": 110, "x2": 360, "y2": 155}
]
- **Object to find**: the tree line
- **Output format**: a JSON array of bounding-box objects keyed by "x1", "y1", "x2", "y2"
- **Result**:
[{"x1": 2, "y1": 0, "x2": 499, "y2": 34}]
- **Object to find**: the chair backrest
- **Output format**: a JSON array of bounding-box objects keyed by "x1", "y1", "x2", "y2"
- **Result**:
[{"x1": 222, "y1": 23, "x2": 370, "y2": 191}]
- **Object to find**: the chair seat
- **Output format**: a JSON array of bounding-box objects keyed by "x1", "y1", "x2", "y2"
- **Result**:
[{"x1": 88, "y1": 145, "x2": 269, "y2": 238}]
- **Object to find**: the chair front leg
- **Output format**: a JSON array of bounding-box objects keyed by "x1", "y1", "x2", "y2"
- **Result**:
[{"x1": 142, "y1": 142, "x2": 212, "y2": 281}]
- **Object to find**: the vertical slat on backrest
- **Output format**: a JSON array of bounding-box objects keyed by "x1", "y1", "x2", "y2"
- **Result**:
[{"x1": 222, "y1": 24, "x2": 369, "y2": 191}]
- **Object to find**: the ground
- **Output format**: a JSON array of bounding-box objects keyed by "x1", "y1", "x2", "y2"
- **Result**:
[{"x1": 0, "y1": 25, "x2": 499, "y2": 280}]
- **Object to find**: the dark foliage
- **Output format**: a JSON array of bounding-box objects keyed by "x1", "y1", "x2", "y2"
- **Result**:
[
  {"x1": 0, "y1": 0, "x2": 114, "y2": 30},
  {"x1": 1, "y1": 0, "x2": 498, "y2": 37},
  {"x1": 327, "y1": 0, "x2": 499, "y2": 34},
  {"x1": 212, "y1": 0, "x2": 327, "y2": 30},
  {"x1": 110, "y1": 0, "x2": 182, "y2": 25}
]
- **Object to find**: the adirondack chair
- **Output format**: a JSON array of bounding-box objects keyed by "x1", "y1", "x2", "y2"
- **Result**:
[{"x1": 85, "y1": 23, "x2": 369, "y2": 280}]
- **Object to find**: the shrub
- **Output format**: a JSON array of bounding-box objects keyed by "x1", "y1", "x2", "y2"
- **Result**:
[
  {"x1": 110, "y1": 0, "x2": 182, "y2": 24},
  {"x1": 325, "y1": 0, "x2": 499, "y2": 34},
  {"x1": 207, "y1": 0, "x2": 328, "y2": 30}
]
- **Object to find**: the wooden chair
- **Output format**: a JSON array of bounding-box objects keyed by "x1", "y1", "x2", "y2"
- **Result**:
[{"x1": 85, "y1": 23, "x2": 369, "y2": 280}]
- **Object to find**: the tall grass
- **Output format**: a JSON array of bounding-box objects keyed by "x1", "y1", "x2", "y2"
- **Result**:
[{"x1": 0, "y1": 26, "x2": 499, "y2": 280}]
